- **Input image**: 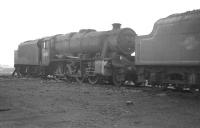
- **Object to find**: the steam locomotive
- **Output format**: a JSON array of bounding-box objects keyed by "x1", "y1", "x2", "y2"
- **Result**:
[
  {"x1": 14, "y1": 10, "x2": 200, "y2": 88},
  {"x1": 13, "y1": 23, "x2": 136, "y2": 86}
]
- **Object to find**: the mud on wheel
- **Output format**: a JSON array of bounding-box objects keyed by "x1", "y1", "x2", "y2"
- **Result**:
[{"x1": 88, "y1": 75, "x2": 99, "y2": 85}]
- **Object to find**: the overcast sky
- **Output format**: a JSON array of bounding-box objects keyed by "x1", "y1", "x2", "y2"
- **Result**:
[{"x1": 0, "y1": 0, "x2": 199, "y2": 66}]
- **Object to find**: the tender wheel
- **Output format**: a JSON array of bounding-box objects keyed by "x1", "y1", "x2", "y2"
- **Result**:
[{"x1": 88, "y1": 75, "x2": 99, "y2": 85}]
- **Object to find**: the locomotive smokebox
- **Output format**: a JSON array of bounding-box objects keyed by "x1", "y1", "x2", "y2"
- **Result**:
[{"x1": 112, "y1": 23, "x2": 121, "y2": 30}]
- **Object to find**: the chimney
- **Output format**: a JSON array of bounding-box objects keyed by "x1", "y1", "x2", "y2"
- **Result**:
[{"x1": 112, "y1": 23, "x2": 121, "y2": 30}]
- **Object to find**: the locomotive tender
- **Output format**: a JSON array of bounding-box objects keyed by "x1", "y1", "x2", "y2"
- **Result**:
[
  {"x1": 14, "y1": 23, "x2": 136, "y2": 85},
  {"x1": 136, "y1": 10, "x2": 200, "y2": 88}
]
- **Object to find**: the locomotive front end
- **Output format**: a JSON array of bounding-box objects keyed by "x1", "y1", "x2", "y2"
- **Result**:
[
  {"x1": 117, "y1": 27, "x2": 136, "y2": 55},
  {"x1": 103, "y1": 23, "x2": 137, "y2": 85},
  {"x1": 108, "y1": 23, "x2": 136, "y2": 55}
]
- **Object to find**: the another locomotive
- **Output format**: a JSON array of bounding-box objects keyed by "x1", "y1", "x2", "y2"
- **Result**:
[
  {"x1": 135, "y1": 10, "x2": 200, "y2": 89},
  {"x1": 13, "y1": 23, "x2": 136, "y2": 85}
]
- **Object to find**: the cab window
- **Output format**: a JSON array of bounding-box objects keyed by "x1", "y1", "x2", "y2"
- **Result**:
[{"x1": 43, "y1": 41, "x2": 47, "y2": 49}]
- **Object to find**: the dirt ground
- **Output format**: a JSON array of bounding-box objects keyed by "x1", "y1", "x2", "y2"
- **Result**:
[{"x1": 0, "y1": 78, "x2": 200, "y2": 128}]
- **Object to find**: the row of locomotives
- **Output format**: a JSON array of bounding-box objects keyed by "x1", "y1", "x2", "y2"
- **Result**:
[
  {"x1": 135, "y1": 10, "x2": 200, "y2": 90},
  {"x1": 13, "y1": 23, "x2": 137, "y2": 86}
]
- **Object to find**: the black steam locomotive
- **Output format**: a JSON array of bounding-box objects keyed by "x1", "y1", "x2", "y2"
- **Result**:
[
  {"x1": 13, "y1": 23, "x2": 136, "y2": 86},
  {"x1": 13, "y1": 10, "x2": 200, "y2": 88}
]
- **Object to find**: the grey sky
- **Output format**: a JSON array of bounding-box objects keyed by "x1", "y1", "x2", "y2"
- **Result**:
[{"x1": 0, "y1": 0, "x2": 199, "y2": 66}]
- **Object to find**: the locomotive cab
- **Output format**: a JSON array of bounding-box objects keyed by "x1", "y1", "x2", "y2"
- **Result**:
[{"x1": 37, "y1": 37, "x2": 52, "y2": 66}]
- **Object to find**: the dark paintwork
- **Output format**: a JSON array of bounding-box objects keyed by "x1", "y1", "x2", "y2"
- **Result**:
[
  {"x1": 54, "y1": 28, "x2": 136, "y2": 56},
  {"x1": 136, "y1": 10, "x2": 200, "y2": 65},
  {"x1": 14, "y1": 26, "x2": 136, "y2": 66},
  {"x1": 15, "y1": 40, "x2": 39, "y2": 65}
]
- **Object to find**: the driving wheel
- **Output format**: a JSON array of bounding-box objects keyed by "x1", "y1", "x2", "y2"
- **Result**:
[
  {"x1": 88, "y1": 75, "x2": 99, "y2": 85},
  {"x1": 112, "y1": 70, "x2": 124, "y2": 86}
]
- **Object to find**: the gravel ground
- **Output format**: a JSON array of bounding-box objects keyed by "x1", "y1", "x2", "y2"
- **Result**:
[{"x1": 0, "y1": 78, "x2": 200, "y2": 128}]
